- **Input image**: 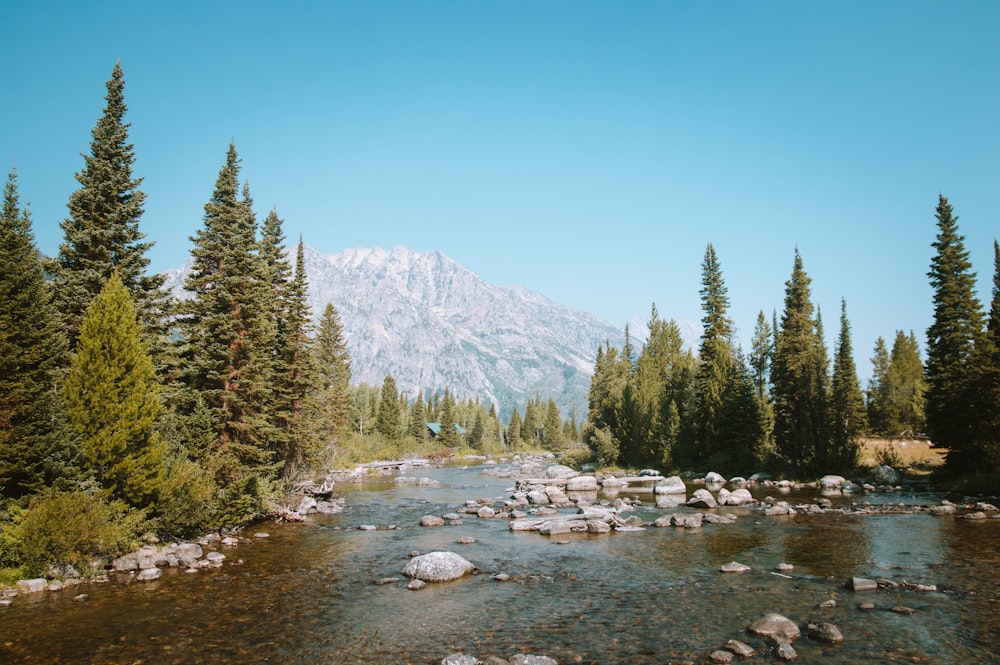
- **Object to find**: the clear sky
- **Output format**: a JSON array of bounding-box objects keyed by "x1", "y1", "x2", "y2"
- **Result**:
[{"x1": 3, "y1": 1, "x2": 998, "y2": 378}]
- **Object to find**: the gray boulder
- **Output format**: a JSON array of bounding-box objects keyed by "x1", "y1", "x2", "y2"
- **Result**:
[
  {"x1": 565, "y1": 475, "x2": 598, "y2": 491},
  {"x1": 17, "y1": 579, "x2": 47, "y2": 594},
  {"x1": 402, "y1": 551, "x2": 475, "y2": 582},
  {"x1": 725, "y1": 488, "x2": 754, "y2": 506},
  {"x1": 687, "y1": 488, "x2": 718, "y2": 508},
  {"x1": 442, "y1": 655, "x2": 480, "y2": 665},
  {"x1": 748, "y1": 613, "x2": 801, "y2": 644},
  {"x1": 136, "y1": 567, "x2": 162, "y2": 581},
  {"x1": 807, "y1": 622, "x2": 844, "y2": 643},
  {"x1": 704, "y1": 471, "x2": 727, "y2": 484},
  {"x1": 545, "y1": 464, "x2": 577, "y2": 479},
  {"x1": 420, "y1": 515, "x2": 446, "y2": 527},
  {"x1": 873, "y1": 465, "x2": 900, "y2": 485},
  {"x1": 819, "y1": 475, "x2": 846, "y2": 491},
  {"x1": 654, "y1": 476, "x2": 687, "y2": 494}
]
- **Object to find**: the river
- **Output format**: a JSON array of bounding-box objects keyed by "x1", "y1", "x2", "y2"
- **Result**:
[{"x1": 1, "y1": 464, "x2": 998, "y2": 664}]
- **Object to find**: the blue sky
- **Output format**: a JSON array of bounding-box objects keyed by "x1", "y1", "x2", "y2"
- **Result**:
[{"x1": 3, "y1": 1, "x2": 998, "y2": 378}]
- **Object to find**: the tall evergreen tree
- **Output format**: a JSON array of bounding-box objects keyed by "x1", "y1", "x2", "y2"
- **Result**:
[
  {"x1": 507, "y1": 408, "x2": 523, "y2": 449},
  {"x1": 925, "y1": 195, "x2": 984, "y2": 470},
  {"x1": 375, "y1": 374, "x2": 402, "y2": 441},
  {"x1": 438, "y1": 390, "x2": 460, "y2": 447},
  {"x1": 867, "y1": 336, "x2": 892, "y2": 433},
  {"x1": 771, "y1": 251, "x2": 829, "y2": 473},
  {"x1": 64, "y1": 272, "x2": 166, "y2": 509},
  {"x1": 690, "y1": 243, "x2": 737, "y2": 466},
  {"x1": 749, "y1": 310, "x2": 775, "y2": 442},
  {"x1": 543, "y1": 398, "x2": 564, "y2": 449},
  {"x1": 179, "y1": 144, "x2": 276, "y2": 486},
  {"x1": 968, "y1": 240, "x2": 1000, "y2": 469},
  {"x1": 0, "y1": 169, "x2": 72, "y2": 498},
  {"x1": 408, "y1": 392, "x2": 428, "y2": 441},
  {"x1": 51, "y1": 63, "x2": 167, "y2": 349},
  {"x1": 625, "y1": 306, "x2": 696, "y2": 468},
  {"x1": 826, "y1": 299, "x2": 865, "y2": 471},
  {"x1": 272, "y1": 238, "x2": 313, "y2": 478}
]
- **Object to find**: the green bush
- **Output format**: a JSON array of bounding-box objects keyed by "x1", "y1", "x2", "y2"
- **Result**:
[
  {"x1": 152, "y1": 451, "x2": 217, "y2": 540},
  {"x1": 14, "y1": 489, "x2": 146, "y2": 577}
]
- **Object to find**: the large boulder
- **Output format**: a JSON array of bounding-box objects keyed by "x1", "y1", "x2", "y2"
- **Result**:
[
  {"x1": 402, "y1": 551, "x2": 475, "y2": 582},
  {"x1": 725, "y1": 488, "x2": 754, "y2": 506},
  {"x1": 565, "y1": 475, "x2": 598, "y2": 491},
  {"x1": 687, "y1": 488, "x2": 718, "y2": 508},
  {"x1": 748, "y1": 613, "x2": 801, "y2": 644},
  {"x1": 545, "y1": 464, "x2": 577, "y2": 479},
  {"x1": 705, "y1": 471, "x2": 727, "y2": 484},
  {"x1": 819, "y1": 475, "x2": 846, "y2": 491},
  {"x1": 654, "y1": 476, "x2": 687, "y2": 494},
  {"x1": 873, "y1": 465, "x2": 900, "y2": 485}
]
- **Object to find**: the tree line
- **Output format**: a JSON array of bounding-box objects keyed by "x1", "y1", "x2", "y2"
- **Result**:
[{"x1": 585, "y1": 201, "x2": 1000, "y2": 482}]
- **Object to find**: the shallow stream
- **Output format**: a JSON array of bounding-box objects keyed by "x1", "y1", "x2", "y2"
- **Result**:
[{"x1": 2, "y1": 465, "x2": 998, "y2": 664}]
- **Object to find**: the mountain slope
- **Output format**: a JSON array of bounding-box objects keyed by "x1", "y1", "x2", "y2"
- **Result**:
[{"x1": 165, "y1": 244, "x2": 700, "y2": 421}]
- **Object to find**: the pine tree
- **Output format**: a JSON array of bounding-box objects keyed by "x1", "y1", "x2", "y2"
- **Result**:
[
  {"x1": 628, "y1": 306, "x2": 696, "y2": 468},
  {"x1": 438, "y1": 390, "x2": 460, "y2": 447},
  {"x1": 311, "y1": 302, "x2": 352, "y2": 435},
  {"x1": 771, "y1": 250, "x2": 829, "y2": 473},
  {"x1": 543, "y1": 398, "x2": 564, "y2": 450},
  {"x1": 0, "y1": 169, "x2": 73, "y2": 498},
  {"x1": 867, "y1": 337, "x2": 891, "y2": 433},
  {"x1": 64, "y1": 272, "x2": 166, "y2": 509},
  {"x1": 886, "y1": 331, "x2": 927, "y2": 435},
  {"x1": 51, "y1": 63, "x2": 167, "y2": 349},
  {"x1": 749, "y1": 310, "x2": 775, "y2": 442},
  {"x1": 409, "y1": 392, "x2": 428, "y2": 441},
  {"x1": 507, "y1": 408, "x2": 523, "y2": 449},
  {"x1": 690, "y1": 243, "x2": 737, "y2": 466},
  {"x1": 272, "y1": 238, "x2": 313, "y2": 478},
  {"x1": 825, "y1": 299, "x2": 866, "y2": 470},
  {"x1": 925, "y1": 195, "x2": 984, "y2": 470},
  {"x1": 968, "y1": 240, "x2": 1000, "y2": 469},
  {"x1": 179, "y1": 144, "x2": 277, "y2": 486},
  {"x1": 375, "y1": 374, "x2": 402, "y2": 441}
]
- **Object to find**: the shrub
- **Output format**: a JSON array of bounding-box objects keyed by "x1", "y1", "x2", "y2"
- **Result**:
[
  {"x1": 875, "y1": 443, "x2": 903, "y2": 468},
  {"x1": 15, "y1": 489, "x2": 146, "y2": 577},
  {"x1": 152, "y1": 451, "x2": 217, "y2": 540}
]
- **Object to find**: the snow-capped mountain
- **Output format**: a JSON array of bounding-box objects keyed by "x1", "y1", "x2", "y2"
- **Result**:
[{"x1": 164, "y1": 245, "x2": 701, "y2": 421}]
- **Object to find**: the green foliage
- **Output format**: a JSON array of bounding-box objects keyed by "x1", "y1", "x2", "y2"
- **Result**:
[
  {"x1": 543, "y1": 398, "x2": 564, "y2": 449},
  {"x1": 584, "y1": 424, "x2": 620, "y2": 466},
  {"x1": 151, "y1": 449, "x2": 216, "y2": 540},
  {"x1": 0, "y1": 169, "x2": 73, "y2": 499},
  {"x1": 868, "y1": 331, "x2": 926, "y2": 435},
  {"x1": 967, "y1": 239, "x2": 1000, "y2": 470},
  {"x1": 771, "y1": 251, "x2": 830, "y2": 474},
  {"x1": 926, "y1": 195, "x2": 984, "y2": 470},
  {"x1": 13, "y1": 489, "x2": 146, "y2": 577},
  {"x1": 375, "y1": 374, "x2": 402, "y2": 441},
  {"x1": 50, "y1": 63, "x2": 167, "y2": 349},
  {"x1": 825, "y1": 299, "x2": 865, "y2": 471},
  {"x1": 179, "y1": 144, "x2": 279, "y2": 486},
  {"x1": 65, "y1": 272, "x2": 166, "y2": 509}
]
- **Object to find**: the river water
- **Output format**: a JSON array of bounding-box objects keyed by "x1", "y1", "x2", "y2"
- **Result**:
[{"x1": 2, "y1": 464, "x2": 998, "y2": 664}]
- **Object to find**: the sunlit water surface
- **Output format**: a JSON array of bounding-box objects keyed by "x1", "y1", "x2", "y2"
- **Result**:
[{"x1": 2, "y1": 465, "x2": 998, "y2": 664}]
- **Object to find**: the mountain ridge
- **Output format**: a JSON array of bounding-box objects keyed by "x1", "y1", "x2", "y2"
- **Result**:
[{"x1": 164, "y1": 244, "x2": 701, "y2": 421}]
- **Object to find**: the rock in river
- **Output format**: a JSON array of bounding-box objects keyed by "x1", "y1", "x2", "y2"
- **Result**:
[
  {"x1": 402, "y1": 551, "x2": 475, "y2": 582},
  {"x1": 748, "y1": 613, "x2": 800, "y2": 644}
]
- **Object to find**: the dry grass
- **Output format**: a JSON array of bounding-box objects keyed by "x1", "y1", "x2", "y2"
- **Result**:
[{"x1": 859, "y1": 436, "x2": 945, "y2": 470}]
